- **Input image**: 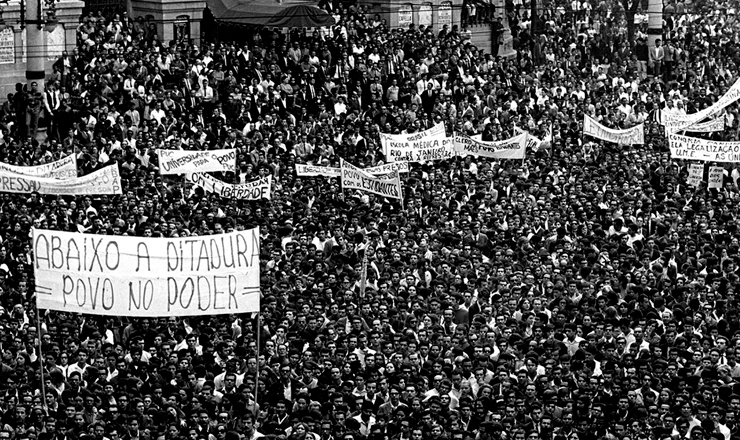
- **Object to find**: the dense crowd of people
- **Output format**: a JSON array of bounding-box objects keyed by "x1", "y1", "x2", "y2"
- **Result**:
[{"x1": 0, "y1": 1, "x2": 740, "y2": 440}]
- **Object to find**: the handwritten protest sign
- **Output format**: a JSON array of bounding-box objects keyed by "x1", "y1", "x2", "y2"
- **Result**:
[
  {"x1": 380, "y1": 123, "x2": 446, "y2": 155},
  {"x1": 187, "y1": 173, "x2": 272, "y2": 200},
  {"x1": 688, "y1": 164, "x2": 705, "y2": 187},
  {"x1": 0, "y1": 155, "x2": 76, "y2": 179},
  {"x1": 386, "y1": 137, "x2": 455, "y2": 163},
  {"x1": 708, "y1": 166, "x2": 724, "y2": 189},
  {"x1": 364, "y1": 161, "x2": 410, "y2": 175},
  {"x1": 668, "y1": 133, "x2": 740, "y2": 162},
  {"x1": 295, "y1": 165, "x2": 341, "y2": 177},
  {"x1": 583, "y1": 115, "x2": 644, "y2": 145},
  {"x1": 296, "y1": 162, "x2": 410, "y2": 178},
  {"x1": 453, "y1": 134, "x2": 528, "y2": 159},
  {"x1": 0, "y1": 164, "x2": 121, "y2": 195},
  {"x1": 341, "y1": 159, "x2": 402, "y2": 200},
  {"x1": 157, "y1": 149, "x2": 236, "y2": 175},
  {"x1": 662, "y1": 79, "x2": 740, "y2": 131},
  {"x1": 33, "y1": 228, "x2": 260, "y2": 317},
  {"x1": 684, "y1": 116, "x2": 725, "y2": 133}
]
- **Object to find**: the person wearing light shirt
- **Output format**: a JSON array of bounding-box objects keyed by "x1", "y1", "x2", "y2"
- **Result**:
[
  {"x1": 334, "y1": 97, "x2": 347, "y2": 115},
  {"x1": 196, "y1": 79, "x2": 215, "y2": 103},
  {"x1": 149, "y1": 102, "x2": 166, "y2": 125}
]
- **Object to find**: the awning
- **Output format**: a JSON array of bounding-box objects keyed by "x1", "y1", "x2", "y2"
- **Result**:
[{"x1": 207, "y1": 0, "x2": 335, "y2": 28}]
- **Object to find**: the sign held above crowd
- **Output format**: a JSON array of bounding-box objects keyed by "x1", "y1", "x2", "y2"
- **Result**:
[
  {"x1": 668, "y1": 133, "x2": 740, "y2": 162},
  {"x1": 0, "y1": 155, "x2": 77, "y2": 179},
  {"x1": 453, "y1": 134, "x2": 528, "y2": 159},
  {"x1": 0, "y1": 165, "x2": 121, "y2": 195},
  {"x1": 583, "y1": 115, "x2": 645, "y2": 145},
  {"x1": 340, "y1": 159, "x2": 402, "y2": 200},
  {"x1": 33, "y1": 228, "x2": 261, "y2": 317},
  {"x1": 386, "y1": 138, "x2": 455, "y2": 163},
  {"x1": 187, "y1": 173, "x2": 272, "y2": 200},
  {"x1": 157, "y1": 149, "x2": 237, "y2": 175},
  {"x1": 379, "y1": 123, "x2": 446, "y2": 155}
]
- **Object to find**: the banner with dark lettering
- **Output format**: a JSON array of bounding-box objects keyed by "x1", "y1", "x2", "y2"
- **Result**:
[
  {"x1": 296, "y1": 162, "x2": 409, "y2": 177},
  {"x1": 364, "y1": 161, "x2": 410, "y2": 174},
  {"x1": 341, "y1": 159, "x2": 403, "y2": 200},
  {"x1": 295, "y1": 165, "x2": 341, "y2": 177},
  {"x1": 186, "y1": 173, "x2": 272, "y2": 200},
  {"x1": 684, "y1": 116, "x2": 725, "y2": 133},
  {"x1": 453, "y1": 134, "x2": 528, "y2": 159},
  {"x1": 157, "y1": 149, "x2": 236, "y2": 175},
  {"x1": 0, "y1": 164, "x2": 121, "y2": 195},
  {"x1": 32, "y1": 228, "x2": 261, "y2": 316},
  {"x1": 709, "y1": 166, "x2": 724, "y2": 189},
  {"x1": 0, "y1": 155, "x2": 76, "y2": 179},
  {"x1": 661, "y1": 78, "x2": 740, "y2": 132},
  {"x1": 668, "y1": 133, "x2": 740, "y2": 162},
  {"x1": 380, "y1": 123, "x2": 446, "y2": 155},
  {"x1": 583, "y1": 115, "x2": 645, "y2": 145},
  {"x1": 386, "y1": 137, "x2": 455, "y2": 163}
]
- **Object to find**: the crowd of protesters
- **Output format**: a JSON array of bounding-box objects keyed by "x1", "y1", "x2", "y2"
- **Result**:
[{"x1": 1, "y1": 1, "x2": 740, "y2": 440}]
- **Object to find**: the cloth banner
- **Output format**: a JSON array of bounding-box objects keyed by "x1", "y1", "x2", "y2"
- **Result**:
[
  {"x1": 453, "y1": 134, "x2": 528, "y2": 159},
  {"x1": 684, "y1": 116, "x2": 726, "y2": 133},
  {"x1": 668, "y1": 133, "x2": 740, "y2": 162},
  {"x1": 708, "y1": 166, "x2": 724, "y2": 189},
  {"x1": 340, "y1": 159, "x2": 403, "y2": 200},
  {"x1": 295, "y1": 165, "x2": 341, "y2": 177},
  {"x1": 33, "y1": 228, "x2": 260, "y2": 317},
  {"x1": 0, "y1": 155, "x2": 77, "y2": 179},
  {"x1": 386, "y1": 137, "x2": 455, "y2": 163},
  {"x1": 380, "y1": 123, "x2": 446, "y2": 155},
  {"x1": 583, "y1": 115, "x2": 645, "y2": 145},
  {"x1": 364, "y1": 162, "x2": 410, "y2": 175},
  {"x1": 0, "y1": 165, "x2": 121, "y2": 195},
  {"x1": 688, "y1": 164, "x2": 704, "y2": 187},
  {"x1": 661, "y1": 79, "x2": 740, "y2": 131},
  {"x1": 296, "y1": 162, "x2": 410, "y2": 177},
  {"x1": 514, "y1": 125, "x2": 553, "y2": 152},
  {"x1": 157, "y1": 149, "x2": 236, "y2": 175},
  {"x1": 187, "y1": 173, "x2": 272, "y2": 200}
]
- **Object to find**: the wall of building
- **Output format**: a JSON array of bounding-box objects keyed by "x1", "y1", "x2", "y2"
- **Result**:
[
  {"x1": 131, "y1": 0, "x2": 206, "y2": 45},
  {"x1": 361, "y1": 0, "x2": 462, "y2": 34},
  {"x1": 0, "y1": 0, "x2": 83, "y2": 100}
]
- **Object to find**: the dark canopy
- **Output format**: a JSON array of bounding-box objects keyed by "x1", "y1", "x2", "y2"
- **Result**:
[{"x1": 207, "y1": 0, "x2": 335, "y2": 28}]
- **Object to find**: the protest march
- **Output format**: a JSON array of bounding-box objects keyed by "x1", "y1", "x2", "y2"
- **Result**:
[{"x1": 1, "y1": 3, "x2": 740, "y2": 440}]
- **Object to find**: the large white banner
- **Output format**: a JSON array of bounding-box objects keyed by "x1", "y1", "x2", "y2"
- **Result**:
[
  {"x1": 684, "y1": 116, "x2": 725, "y2": 133},
  {"x1": 187, "y1": 173, "x2": 272, "y2": 200},
  {"x1": 0, "y1": 165, "x2": 121, "y2": 195},
  {"x1": 158, "y1": 149, "x2": 237, "y2": 175},
  {"x1": 295, "y1": 165, "x2": 341, "y2": 177},
  {"x1": 583, "y1": 115, "x2": 645, "y2": 145},
  {"x1": 341, "y1": 159, "x2": 403, "y2": 200},
  {"x1": 662, "y1": 79, "x2": 740, "y2": 131},
  {"x1": 668, "y1": 133, "x2": 740, "y2": 162},
  {"x1": 386, "y1": 137, "x2": 455, "y2": 163},
  {"x1": 0, "y1": 155, "x2": 76, "y2": 179},
  {"x1": 453, "y1": 134, "x2": 528, "y2": 159},
  {"x1": 380, "y1": 123, "x2": 446, "y2": 155},
  {"x1": 33, "y1": 228, "x2": 260, "y2": 317}
]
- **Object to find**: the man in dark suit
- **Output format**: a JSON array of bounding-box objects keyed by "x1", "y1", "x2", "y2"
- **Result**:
[
  {"x1": 421, "y1": 83, "x2": 438, "y2": 116},
  {"x1": 463, "y1": 222, "x2": 490, "y2": 251},
  {"x1": 268, "y1": 363, "x2": 304, "y2": 405}
]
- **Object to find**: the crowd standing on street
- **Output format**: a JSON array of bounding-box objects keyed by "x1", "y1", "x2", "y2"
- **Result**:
[{"x1": 1, "y1": 1, "x2": 740, "y2": 440}]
